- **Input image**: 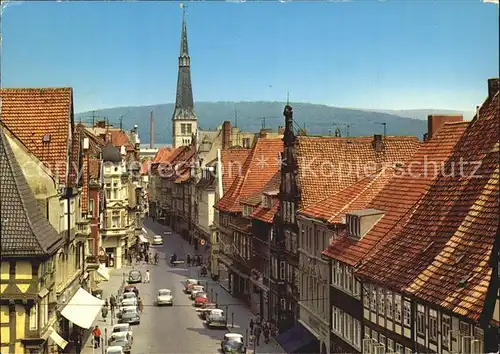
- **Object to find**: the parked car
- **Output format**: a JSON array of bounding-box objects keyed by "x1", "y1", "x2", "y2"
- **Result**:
[
  {"x1": 195, "y1": 302, "x2": 217, "y2": 320},
  {"x1": 123, "y1": 285, "x2": 139, "y2": 296},
  {"x1": 127, "y1": 270, "x2": 142, "y2": 284},
  {"x1": 207, "y1": 309, "x2": 227, "y2": 329},
  {"x1": 107, "y1": 332, "x2": 132, "y2": 354},
  {"x1": 120, "y1": 298, "x2": 138, "y2": 310},
  {"x1": 194, "y1": 292, "x2": 208, "y2": 307},
  {"x1": 121, "y1": 292, "x2": 137, "y2": 301},
  {"x1": 156, "y1": 289, "x2": 173, "y2": 306},
  {"x1": 184, "y1": 279, "x2": 199, "y2": 293},
  {"x1": 119, "y1": 307, "x2": 140, "y2": 325},
  {"x1": 190, "y1": 285, "x2": 205, "y2": 299},
  {"x1": 111, "y1": 324, "x2": 133, "y2": 342},
  {"x1": 152, "y1": 235, "x2": 163, "y2": 245},
  {"x1": 106, "y1": 346, "x2": 125, "y2": 354},
  {"x1": 221, "y1": 333, "x2": 246, "y2": 353}
]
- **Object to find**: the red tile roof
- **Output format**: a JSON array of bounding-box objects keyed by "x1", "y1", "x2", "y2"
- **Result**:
[
  {"x1": 109, "y1": 129, "x2": 134, "y2": 151},
  {"x1": 357, "y1": 88, "x2": 499, "y2": 322},
  {"x1": 299, "y1": 167, "x2": 395, "y2": 223},
  {"x1": 322, "y1": 122, "x2": 469, "y2": 266},
  {"x1": 0, "y1": 87, "x2": 73, "y2": 185},
  {"x1": 244, "y1": 171, "x2": 281, "y2": 223},
  {"x1": 140, "y1": 160, "x2": 150, "y2": 175},
  {"x1": 216, "y1": 138, "x2": 283, "y2": 213},
  {"x1": 250, "y1": 200, "x2": 279, "y2": 224},
  {"x1": 296, "y1": 136, "x2": 420, "y2": 208},
  {"x1": 163, "y1": 146, "x2": 196, "y2": 182},
  {"x1": 152, "y1": 147, "x2": 174, "y2": 163},
  {"x1": 242, "y1": 171, "x2": 281, "y2": 206},
  {"x1": 220, "y1": 148, "x2": 252, "y2": 193}
]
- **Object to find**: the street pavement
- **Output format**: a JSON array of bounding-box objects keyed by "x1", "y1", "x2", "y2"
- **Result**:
[{"x1": 82, "y1": 218, "x2": 284, "y2": 354}]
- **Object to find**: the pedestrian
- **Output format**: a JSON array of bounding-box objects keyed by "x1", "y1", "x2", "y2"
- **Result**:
[
  {"x1": 138, "y1": 297, "x2": 144, "y2": 313},
  {"x1": 145, "y1": 253, "x2": 149, "y2": 264},
  {"x1": 196, "y1": 255, "x2": 202, "y2": 267},
  {"x1": 249, "y1": 318, "x2": 255, "y2": 334},
  {"x1": 144, "y1": 269, "x2": 150, "y2": 283},
  {"x1": 133, "y1": 287, "x2": 139, "y2": 297},
  {"x1": 92, "y1": 326, "x2": 101, "y2": 348},
  {"x1": 74, "y1": 335, "x2": 82, "y2": 354},
  {"x1": 263, "y1": 323, "x2": 270, "y2": 344},
  {"x1": 253, "y1": 325, "x2": 262, "y2": 346},
  {"x1": 101, "y1": 304, "x2": 108, "y2": 322},
  {"x1": 186, "y1": 254, "x2": 191, "y2": 267},
  {"x1": 255, "y1": 314, "x2": 261, "y2": 325},
  {"x1": 110, "y1": 295, "x2": 116, "y2": 311}
]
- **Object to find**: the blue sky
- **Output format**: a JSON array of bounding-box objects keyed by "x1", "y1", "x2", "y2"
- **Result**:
[{"x1": 1, "y1": 1, "x2": 498, "y2": 113}]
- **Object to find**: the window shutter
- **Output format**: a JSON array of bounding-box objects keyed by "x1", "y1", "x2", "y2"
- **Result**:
[
  {"x1": 121, "y1": 210, "x2": 127, "y2": 227},
  {"x1": 106, "y1": 210, "x2": 112, "y2": 228}
]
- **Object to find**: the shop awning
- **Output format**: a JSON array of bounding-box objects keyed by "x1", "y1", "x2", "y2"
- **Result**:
[
  {"x1": 276, "y1": 323, "x2": 318, "y2": 354},
  {"x1": 61, "y1": 287, "x2": 104, "y2": 329},
  {"x1": 96, "y1": 265, "x2": 110, "y2": 281},
  {"x1": 48, "y1": 327, "x2": 68, "y2": 349},
  {"x1": 139, "y1": 234, "x2": 149, "y2": 243}
]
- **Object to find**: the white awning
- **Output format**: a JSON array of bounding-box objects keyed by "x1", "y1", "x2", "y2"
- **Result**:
[
  {"x1": 48, "y1": 327, "x2": 68, "y2": 349},
  {"x1": 96, "y1": 265, "x2": 110, "y2": 281},
  {"x1": 139, "y1": 234, "x2": 149, "y2": 243},
  {"x1": 61, "y1": 287, "x2": 104, "y2": 329}
]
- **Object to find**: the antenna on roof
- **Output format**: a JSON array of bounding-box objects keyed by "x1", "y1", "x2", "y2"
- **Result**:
[
  {"x1": 374, "y1": 122, "x2": 387, "y2": 137},
  {"x1": 234, "y1": 108, "x2": 238, "y2": 128},
  {"x1": 286, "y1": 91, "x2": 290, "y2": 105}
]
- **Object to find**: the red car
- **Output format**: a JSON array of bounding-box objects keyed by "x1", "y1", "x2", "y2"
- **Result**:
[{"x1": 194, "y1": 292, "x2": 209, "y2": 307}]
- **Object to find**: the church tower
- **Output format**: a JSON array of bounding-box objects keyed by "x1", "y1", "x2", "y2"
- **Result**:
[{"x1": 172, "y1": 5, "x2": 197, "y2": 148}]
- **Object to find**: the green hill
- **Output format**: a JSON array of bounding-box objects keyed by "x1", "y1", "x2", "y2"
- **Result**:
[{"x1": 75, "y1": 101, "x2": 429, "y2": 144}]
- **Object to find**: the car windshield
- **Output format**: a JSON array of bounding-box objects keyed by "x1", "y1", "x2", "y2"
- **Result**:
[
  {"x1": 123, "y1": 293, "x2": 135, "y2": 298},
  {"x1": 113, "y1": 326, "x2": 128, "y2": 333},
  {"x1": 196, "y1": 292, "x2": 207, "y2": 297},
  {"x1": 107, "y1": 349, "x2": 122, "y2": 354},
  {"x1": 225, "y1": 340, "x2": 244, "y2": 350},
  {"x1": 158, "y1": 290, "x2": 171, "y2": 296}
]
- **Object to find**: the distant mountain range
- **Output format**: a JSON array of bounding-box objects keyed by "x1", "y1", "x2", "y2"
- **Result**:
[{"x1": 75, "y1": 102, "x2": 472, "y2": 145}]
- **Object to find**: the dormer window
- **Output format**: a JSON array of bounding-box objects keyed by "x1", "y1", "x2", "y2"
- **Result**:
[
  {"x1": 262, "y1": 195, "x2": 272, "y2": 209},
  {"x1": 243, "y1": 205, "x2": 253, "y2": 217},
  {"x1": 346, "y1": 209, "x2": 385, "y2": 240}
]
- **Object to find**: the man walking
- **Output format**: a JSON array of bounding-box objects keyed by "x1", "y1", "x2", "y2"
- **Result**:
[
  {"x1": 144, "y1": 269, "x2": 150, "y2": 283},
  {"x1": 253, "y1": 324, "x2": 262, "y2": 346},
  {"x1": 74, "y1": 334, "x2": 82, "y2": 354},
  {"x1": 92, "y1": 325, "x2": 101, "y2": 348}
]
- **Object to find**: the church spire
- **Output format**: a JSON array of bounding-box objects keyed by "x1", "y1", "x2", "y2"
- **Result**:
[{"x1": 172, "y1": 3, "x2": 196, "y2": 122}]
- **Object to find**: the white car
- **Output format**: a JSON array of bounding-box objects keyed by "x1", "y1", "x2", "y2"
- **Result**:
[
  {"x1": 190, "y1": 285, "x2": 205, "y2": 299},
  {"x1": 156, "y1": 289, "x2": 173, "y2": 306},
  {"x1": 121, "y1": 298, "x2": 137, "y2": 308},
  {"x1": 106, "y1": 346, "x2": 124, "y2": 354},
  {"x1": 152, "y1": 235, "x2": 163, "y2": 245},
  {"x1": 111, "y1": 323, "x2": 133, "y2": 342},
  {"x1": 121, "y1": 292, "x2": 137, "y2": 302},
  {"x1": 207, "y1": 309, "x2": 227, "y2": 328}
]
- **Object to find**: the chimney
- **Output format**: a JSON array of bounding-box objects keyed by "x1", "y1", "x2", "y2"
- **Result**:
[
  {"x1": 427, "y1": 115, "x2": 463, "y2": 140},
  {"x1": 150, "y1": 111, "x2": 154, "y2": 149},
  {"x1": 487, "y1": 78, "x2": 499, "y2": 99},
  {"x1": 222, "y1": 121, "x2": 231, "y2": 150},
  {"x1": 259, "y1": 128, "x2": 272, "y2": 138},
  {"x1": 278, "y1": 126, "x2": 285, "y2": 135},
  {"x1": 83, "y1": 137, "x2": 89, "y2": 151},
  {"x1": 373, "y1": 134, "x2": 384, "y2": 152}
]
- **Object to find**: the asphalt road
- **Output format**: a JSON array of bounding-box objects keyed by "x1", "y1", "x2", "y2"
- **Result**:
[{"x1": 126, "y1": 219, "x2": 227, "y2": 354}]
